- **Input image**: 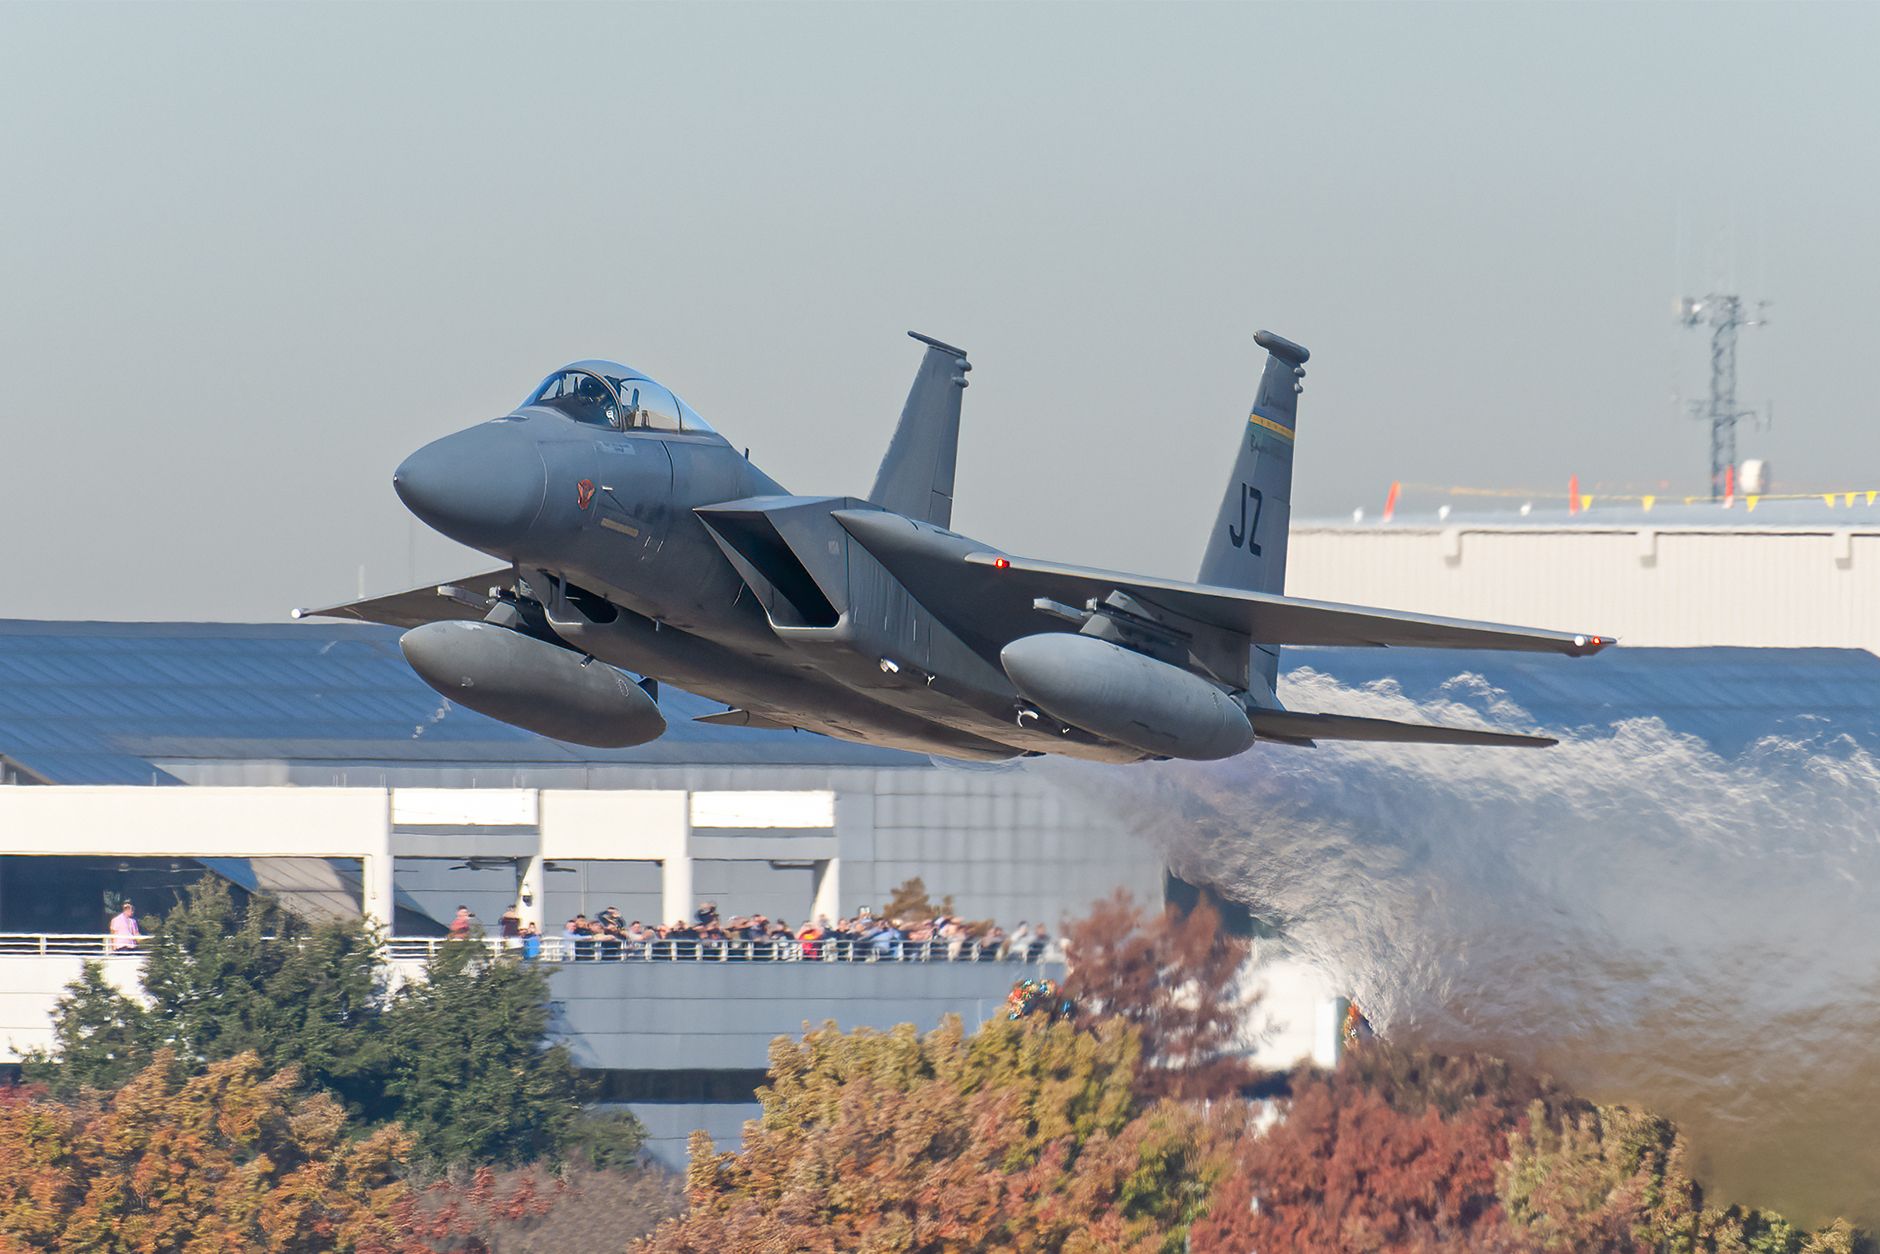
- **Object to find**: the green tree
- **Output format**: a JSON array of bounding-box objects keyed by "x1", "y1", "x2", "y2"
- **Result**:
[
  {"x1": 28, "y1": 877, "x2": 610, "y2": 1170},
  {"x1": 382, "y1": 937, "x2": 583, "y2": 1166},
  {"x1": 131, "y1": 878, "x2": 391, "y2": 1113},
  {"x1": 22, "y1": 962, "x2": 150, "y2": 1097}
]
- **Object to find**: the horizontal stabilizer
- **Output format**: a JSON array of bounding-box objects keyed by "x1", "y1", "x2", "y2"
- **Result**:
[
  {"x1": 291, "y1": 570, "x2": 513, "y2": 629},
  {"x1": 1250, "y1": 709, "x2": 1556, "y2": 748},
  {"x1": 693, "y1": 708, "x2": 798, "y2": 732}
]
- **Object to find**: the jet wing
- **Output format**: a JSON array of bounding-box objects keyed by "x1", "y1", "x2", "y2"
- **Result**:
[
  {"x1": 832, "y1": 509, "x2": 1613, "y2": 659},
  {"x1": 291, "y1": 570, "x2": 513, "y2": 629},
  {"x1": 966, "y1": 553, "x2": 1612, "y2": 656}
]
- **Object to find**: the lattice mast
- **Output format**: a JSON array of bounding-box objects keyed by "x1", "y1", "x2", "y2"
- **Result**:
[{"x1": 1679, "y1": 294, "x2": 1767, "y2": 500}]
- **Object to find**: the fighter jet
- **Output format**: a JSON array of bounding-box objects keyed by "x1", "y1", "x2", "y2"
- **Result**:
[{"x1": 299, "y1": 331, "x2": 1611, "y2": 762}]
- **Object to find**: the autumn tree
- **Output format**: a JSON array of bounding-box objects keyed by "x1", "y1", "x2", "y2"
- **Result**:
[
  {"x1": 1500, "y1": 1102, "x2": 1860, "y2": 1254},
  {"x1": 639, "y1": 1015, "x2": 1242, "y2": 1253},
  {"x1": 1339, "y1": 1043, "x2": 1570, "y2": 1126},
  {"x1": 1188, "y1": 1065, "x2": 1518, "y2": 1254},
  {"x1": 403, "y1": 1160, "x2": 682, "y2": 1254},
  {"x1": 1059, "y1": 890, "x2": 1260, "y2": 1099},
  {"x1": 1191, "y1": 1045, "x2": 1573, "y2": 1253},
  {"x1": 880, "y1": 875, "x2": 957, "y2": 922},
  {"x1": 0, "y1": 1051, "x2": 414, "y2": 1254},
  {"x1": 1189, "y1": 1044, "x2": 1866, "y2": 1254}
]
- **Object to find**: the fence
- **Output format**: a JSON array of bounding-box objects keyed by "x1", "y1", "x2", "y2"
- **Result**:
[
  {"x1": 0, "y1": 934, "x2": 144, "y2": 956},
  {"x1": 386, "y1": 935, "x2": 1059, "y2": 965},
  {"x1": 0, "y1": 933, "x2": 1058, "y2": 966}
]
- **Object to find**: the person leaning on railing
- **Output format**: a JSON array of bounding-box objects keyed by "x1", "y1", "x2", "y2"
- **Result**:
[
  {"x1": 564, "y1": 914, "x2": 596, "y2": 961},
  {"x1": 660, "y1": 918, "x2": 698, "y2": 960},
  {"x1": 984, "y1": 924, "x2": 1007, "y2": 960},
  {"x1": 491, "y1": 905, "x2": 1054, "y2": 964},
  {"x1": 622, "y1": 920, "x2": 651, "y2": 958},
  {"x1": 795, "y1": 917, "x2": 825, "y2": 961}
]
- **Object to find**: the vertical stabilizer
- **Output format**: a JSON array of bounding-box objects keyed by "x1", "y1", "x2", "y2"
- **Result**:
[
  {"x1": 869, "y1": 332, "x2": 970, "y2": 527},
  {"x1": 1197, "y1": 329, "x2": 1310, "y2": 690}
]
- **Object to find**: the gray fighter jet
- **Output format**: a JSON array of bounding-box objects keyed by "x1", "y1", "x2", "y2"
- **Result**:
[{"x1": 300, "y1": 331, "x2": 1610, "y2": 761}]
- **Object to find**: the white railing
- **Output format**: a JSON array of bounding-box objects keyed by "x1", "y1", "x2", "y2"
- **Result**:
[
  {"x1": 390, "y1": 935, "x2": 1057, "y2": 965},
  {"x1": 0, "y1": 933, "x2": 1059, "y2": 966},
  {"x1": 0, "y1": 933, "x2": 144, "y2": 956}
]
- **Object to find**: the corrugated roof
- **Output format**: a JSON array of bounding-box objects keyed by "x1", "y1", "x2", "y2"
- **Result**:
[
  {"x1": 0, "y1": 621, "x2": 1874, "y2": 782},
  {"x1": 0, "y1": 619, "x2": 920, "y2": 782}
]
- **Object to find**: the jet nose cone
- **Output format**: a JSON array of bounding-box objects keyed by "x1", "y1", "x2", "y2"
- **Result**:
[{"x1": 394, "y1": 422, "x2": 548, "y2": 555}]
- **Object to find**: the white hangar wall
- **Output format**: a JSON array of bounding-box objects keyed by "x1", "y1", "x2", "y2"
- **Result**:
[{"x1": 1287, "y1": 522, "x2": 1880, "y2": 652}]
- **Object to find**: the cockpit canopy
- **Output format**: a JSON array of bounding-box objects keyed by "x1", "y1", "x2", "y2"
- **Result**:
[{"x1": 521, "y1": 360, "x2": 715, "y2": 434}]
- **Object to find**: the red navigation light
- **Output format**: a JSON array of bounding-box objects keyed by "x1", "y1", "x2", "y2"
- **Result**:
[{"x1": 993, "y1": 557, "x2": 1011, "y2": 569}]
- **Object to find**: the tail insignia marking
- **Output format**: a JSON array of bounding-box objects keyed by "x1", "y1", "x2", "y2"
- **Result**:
[{"x1": 1248, "y1": 411, "x2": 1295, "y2": 442}]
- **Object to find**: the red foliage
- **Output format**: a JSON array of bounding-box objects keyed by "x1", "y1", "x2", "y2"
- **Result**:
[
  {"x1": 1189, "y1": 1071, "x2": 1519, "y2": 1253},
  {"x1": 1059, "y1": 891, "x2": 1260, "y2": 1100}
]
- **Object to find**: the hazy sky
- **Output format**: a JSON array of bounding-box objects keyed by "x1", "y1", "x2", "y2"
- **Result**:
[{"x1": 3, "y1": 2, "x2": 1876, "y2": 621}]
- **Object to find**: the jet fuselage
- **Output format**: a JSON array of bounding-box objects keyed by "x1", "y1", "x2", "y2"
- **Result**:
[{"x1": 393, "y1": 396, "x2": 1119, "y2": 762}]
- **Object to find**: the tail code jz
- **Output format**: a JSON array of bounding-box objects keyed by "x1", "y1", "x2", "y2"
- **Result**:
[{"x1": 1226, "y1": 483, "x2": 1263, "y2": 555}]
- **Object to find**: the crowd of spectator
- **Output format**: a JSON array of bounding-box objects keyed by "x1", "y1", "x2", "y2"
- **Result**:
[{"x1": 467, "y1": 899, "x2": 1056, "y2": 963}]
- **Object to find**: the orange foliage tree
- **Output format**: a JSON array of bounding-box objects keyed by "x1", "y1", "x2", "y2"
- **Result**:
[
  {"x1": 638, "y1": 1015, "x2": 1243, "y2": 1253},
  {"x1": 0, "y1": 1051, "x2": 415, "y2": 1253},
  {"x1": 1059, "y1": 890, "x2": 1260, "y2": 1100}
]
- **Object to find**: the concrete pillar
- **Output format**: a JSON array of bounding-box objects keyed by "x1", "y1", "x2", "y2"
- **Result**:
[
  {"x1": 362, "y1": 804, "x2": 396, "y2": 936},
  {"x1": 1313, "y1": 996, "x2": 1348, "y2": 1070},
  {"x1": 659, "y1": 853, "x2": 693, "y2": 928},
  {"x1": 811, "y1": 858, "x2": 840, "y2": 925},
  {"x1": 517, "y1": 853, "x2": 546, "y2": 933},
  {"x1": 833, "y1": 791, "x2": 876, "y2": 922}
]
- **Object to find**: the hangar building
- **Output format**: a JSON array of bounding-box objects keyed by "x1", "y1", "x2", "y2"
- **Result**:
[{"x1": 1290, "y1": 500, "x2": 1880, "y2": 653}]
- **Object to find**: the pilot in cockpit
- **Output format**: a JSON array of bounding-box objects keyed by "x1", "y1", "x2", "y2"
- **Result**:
[{"x1": 573, "y1": 374, "x2": 615, "y2": 425}]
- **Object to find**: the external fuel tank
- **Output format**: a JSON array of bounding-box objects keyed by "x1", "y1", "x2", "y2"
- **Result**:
[
  {"x1": 399, "y1": 620, "x2": 666, "y2": 749},
  {"x1": 999, "y1": 632, "x2": 1255, "y2": 761}
]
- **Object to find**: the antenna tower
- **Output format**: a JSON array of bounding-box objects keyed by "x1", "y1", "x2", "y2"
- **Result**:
[{"x1": 1679, "y1": 294, "x2": 1768, "y2": 500}]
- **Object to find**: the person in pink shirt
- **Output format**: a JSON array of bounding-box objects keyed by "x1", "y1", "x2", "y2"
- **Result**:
[{"x1": 109, "y1": 901, "x2": 141, "y2": 952}]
